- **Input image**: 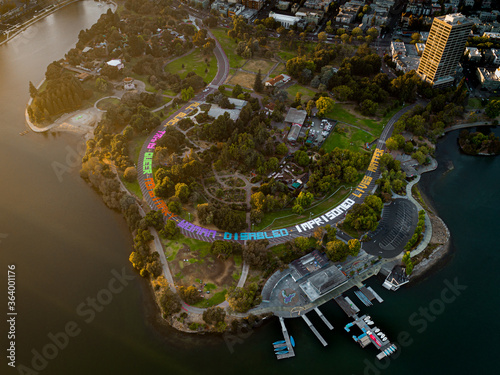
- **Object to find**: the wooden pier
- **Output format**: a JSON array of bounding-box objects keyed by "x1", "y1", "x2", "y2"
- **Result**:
[
  {"x1": 277, "y1": 317, "x2": 295, "y2": 360},
  {"x1": 301, "y1": 314, "x2": 328, "y2": 347},
  {"x1": 314, "y1": 307, "x2": 334, "y2": 330}
]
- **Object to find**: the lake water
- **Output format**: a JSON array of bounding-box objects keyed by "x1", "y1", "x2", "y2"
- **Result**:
[{"x1": 1, "y1": 2, "x2": 499, "y2": 374}]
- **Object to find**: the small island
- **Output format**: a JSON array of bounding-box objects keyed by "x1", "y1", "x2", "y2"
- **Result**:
[{"x1": 458, "y1": 129, "x2": 500, "y2": 156}]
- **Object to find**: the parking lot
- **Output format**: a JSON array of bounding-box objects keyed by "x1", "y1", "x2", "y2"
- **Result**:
[{"x1": 299, "y1": 117, "x2": 337, "y2": 147}]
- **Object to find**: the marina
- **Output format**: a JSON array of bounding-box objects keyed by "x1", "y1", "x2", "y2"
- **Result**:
[{"x1": 346, "y1": 314, "x2": 398, "y2": 360}]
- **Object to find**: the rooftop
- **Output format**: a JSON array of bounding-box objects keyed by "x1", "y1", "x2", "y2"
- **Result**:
[{"x1": 284, "y1": 107, "x2": 307, "y2": 125}]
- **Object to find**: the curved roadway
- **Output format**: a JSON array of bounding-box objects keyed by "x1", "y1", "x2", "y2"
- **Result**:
[{"x1": 137, "y1": 30, "x2": 417, "y2": 245}]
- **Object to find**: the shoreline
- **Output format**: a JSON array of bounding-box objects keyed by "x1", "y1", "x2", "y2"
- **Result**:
[{"x1": 409, "y1": 154, "x2": 452, "y2": 280}]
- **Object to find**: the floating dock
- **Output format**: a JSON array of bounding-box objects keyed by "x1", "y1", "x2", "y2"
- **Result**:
[
  {"x1": 367, "y1": 286, "x2": 384, "y2": 303},
  {"x1": 276, "y1": 317, "x2": 295, "y2": 360},
  {"x1": 354, "y1": 290, "x2": 373, "y2": 306},
  {"x1": 314, "y1": 307, "x2": 334, "y2": 330},
  {"x1": 301, "y1": 314, "x2": 327, "y2": 347},
  {"x1": 350, "y1": 315, "x2": 397, "y2": 360},
  {"x1": 335, "y1": 296, "x2": 359, "y2": 317},
  {"x1": 359, "y1": 286, "x2": 375, "y2": 301}
]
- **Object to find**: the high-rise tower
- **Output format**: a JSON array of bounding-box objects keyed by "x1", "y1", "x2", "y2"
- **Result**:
[{"x1": 417, "y1": 13, "x2": 473, "y2": 87}]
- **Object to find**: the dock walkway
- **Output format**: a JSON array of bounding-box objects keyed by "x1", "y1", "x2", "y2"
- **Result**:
[
  {"x1": 277, "y1": 317, "x2": 295, "y2": 360},
  {"x1": 367, "y1": 286, "x2": 384, "y2": 303},
  {"x1": 314, "y1": 307, "x2": 334, "y2": 330},
  {"x1": 301, "y1": 314, "x2": 328, "y2": 347},
  {"x1": 359, "y1": 286, "x2": 375, "y2": 301}
]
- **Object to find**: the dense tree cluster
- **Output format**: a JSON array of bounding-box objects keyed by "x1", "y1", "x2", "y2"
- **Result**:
[
  {"x1": 393, "y1": 79, "x2": 468, "y2": 141},
  {"x1": 226, "y1": 283, "x2": 262, "y2": 313},
  {"x1": 343, "y1": 195, "x2": 383, "y2": 232},
  {"x1": 196, "y1": 202, "x2": 246, "y2": 232},
  {"x1": 325, "y1": 238, "x2": 361, "y2": 262},
  {"x1": 308, "y1": 148, "x2": 370, "y2": 195},
  {"x1": 210, "y1": 240, "x2": 242, "y2": 260},
  {"x1": 376, "y1": 154, "x2": 407, "y2": 196},
  {"x1": 202, "y1": 307, "x2": 226, "y2": 332},
  {"x1": 28, "y1": 73, "x2": 89, "y2": 123}
]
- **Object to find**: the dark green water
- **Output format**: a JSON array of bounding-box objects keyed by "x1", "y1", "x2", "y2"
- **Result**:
[{"x1": 1, "y1": 2, "x2": 499, "y2": 374}]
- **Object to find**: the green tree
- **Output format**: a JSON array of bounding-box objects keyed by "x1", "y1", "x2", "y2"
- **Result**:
[
  {"x1": 385, "y1": 137, "x2": 399, "y2": 151},
  {"x1": 348, "y1": 239, "x2": 361, "y2": 257},
  {"x1": 296, "y1": 191, "x2": 314, "y2": 207},
  {"x1": 306, "y1": 100, "x2": 315, "y2": 116},
  {"x1": 325, "y1": 240, "x2": 349, "y2": 262},
  {"x1": 316, "y1": 96, "x2": 335, "y2": 117},
  {"x1": 160, "y1": 220, "x2": 180, "y2": 239},
  {"x1": 29, "y1": 81, "x2": 38, "y2": 98},
  {"x1": 202, "y1": 306, "x2": 226, "y2": 325},
  {"x1": 232, "y1": 84, "x2": 243, "y2": 98},
  {"x1": 123, "y1": 166, "x2": 137, "y2": 182},
  {"x1": 412, "y1": 150, "x2": 426, "y2": 165},
  {"x1": 175, "y1": 183, "x2": 190, "y2": 202},
  {"x1": 181, "y1": 86, "x2": 195, "y2": 102},
  {"x1": 367, "y1": 27, "x2": 379, "y2": 39},
  {"x1": 317, "y1": 31, "x2": 327, "y2": 43},
  {"x1": 485, "y1": 100, "x2": 500, "y2": 119},
  {"x1": 253, "y1": 69, "x2": 263, "y2": 93},
  {"x1": 179, "y1": 286, "x2": 202, "y2": 305},
  {"x1": 292, "y1": 204, "x2": 304, "y2": 215}
]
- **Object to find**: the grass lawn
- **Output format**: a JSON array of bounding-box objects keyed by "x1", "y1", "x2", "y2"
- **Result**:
[
  {"x1": 467, "y1": 98, "x2": 482, "y2": 109},
  {"x1": 211, "y1": 28, "x2": 247, "y2": 69},
  {"x1": 324, "y1": 103, "x2": 403, "y2": 137},
  {"x1": 277, "y1": 50, "x2": 295, "y2": 62},
  {"x1": 129, "y1": 135, "x2": 148, "y2": 164},
  {"x1": 162, "y1": 89, "x2": 177, "y2": 97},
  {"x1": 254, "y1": 182, "x2": 358, "y2": 231},
  {"x1": 193, "y1": 289, "x2": 227, "y2": 308},
  {"x1": 129, "y1": 73, "x2": 156, "y2": 92},
  {"x1": 243, "y1": 59, "x2": 275, "y2": 75},
  {"x1": 122, "y1": 179, "x2": 143, "y2": 200},
  {"x1": 164, "y1": 49, "x2": 217, "y2": 83},
  {"x1": 269, "y1": 62, "x2": 286, "y2": 78},
  {"x1": 162, "y1": 236, "x2": 212, "y2": 260},
  {"x1": 322, "y1": 126, "x2": 375, "y2": 153},
  {"x1": 286, "y1": 84, "x2": 317, "y2": 102},
  {"x1": 96, "y1": 97, "x2": 121, "y2": 111}
]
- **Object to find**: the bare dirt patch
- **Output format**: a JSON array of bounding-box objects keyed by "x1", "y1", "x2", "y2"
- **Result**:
[
  {"x1": 227, "y1": 71, "x2": 257, "y2": 89},
  {"x1": 243, "y1": 59, "x2": 275, "y2": 74},
  {"x1": 171, "y1": 245, "x2": 236, "y2": 289}
]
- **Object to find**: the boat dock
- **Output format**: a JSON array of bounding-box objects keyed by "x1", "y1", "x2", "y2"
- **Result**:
[
  {"x1": 351, "y1": 315, "x2": 397, "y2": 360},
  {"x1": 359, "y1": 286, "x2": 375, "y2": 301},
  {"x1": 301, "y1": 314, "x2": 328, "y2": 347},
  {"x1": 314, "y1": 307, "x2": 334, "y2": 330},
  {"x1": 354, "y1": 290, "x2": 373, "y2": 306},
  {"x1": 276, "y1": 317, "x2": 295, "y2": 360},
  {"x1": 335, "y1": 296, "x2": 359, "y2": 317},
  {"x1": 367, "y1": 286, "x2": 384, "y2": 303}
]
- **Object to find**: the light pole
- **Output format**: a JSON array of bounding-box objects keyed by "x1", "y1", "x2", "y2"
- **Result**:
[{"x1": 188, "y1": 212, "x2": 191, "y2": 222}]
